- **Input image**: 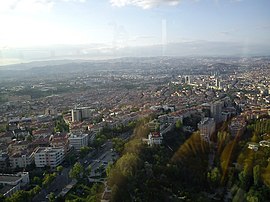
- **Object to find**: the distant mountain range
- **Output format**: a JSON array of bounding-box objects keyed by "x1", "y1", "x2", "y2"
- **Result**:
[{"x1": 1, "y1": 41, "x2": 270, "y2": 67}]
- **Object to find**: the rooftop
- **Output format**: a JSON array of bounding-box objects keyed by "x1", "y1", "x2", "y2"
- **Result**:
[
  {"x1": 0, "y1": 175, "x2": 21, "y2": 183},
  {"x1": 199, "y1": 117, "x2": 215, "y2": 125},
  {"x1": 0, "y1": 185, "x2": 15, "y2": 195}
]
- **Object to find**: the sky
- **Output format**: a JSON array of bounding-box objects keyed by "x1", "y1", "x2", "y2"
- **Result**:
[{"x1": 0, "y1": 0, "x2": 270, "y2": 65}]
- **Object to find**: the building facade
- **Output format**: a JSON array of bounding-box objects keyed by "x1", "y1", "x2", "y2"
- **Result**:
[
  {"x1": 69, "y1": 133, "x2": 89, "y2": 151},
  {"x1": 34, "y1": 147, "x2": 64, "y2": 168},
  {"x1": 148, "y1": 132, "x2": 163, "y2": 146},
  {"x1": 210, "y1": 101, "x2": 224, "y2": 123},
  {"x1": 198, "y1": 117, "x2": 216, "y2": 141},
  {"x1": 9, "y1": 149, "x2": 35, "y2": 169},
  {"x1": 0, "y1": 152, "x2": 9, "y2": 172},
  {"x1": 71, "y1": 107, "x2": 95, "y2": 122}
]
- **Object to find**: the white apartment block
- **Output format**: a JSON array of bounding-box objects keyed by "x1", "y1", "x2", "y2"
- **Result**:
[
  {"x1": 34, "y1": 147, "x2": 64, "y2": 168},
  {"x1": 71, "y1": 107, "x2": 95, "y2": 122},
  {"x1": 69, "y1": 133, "x2": 89, "y2": 151}
]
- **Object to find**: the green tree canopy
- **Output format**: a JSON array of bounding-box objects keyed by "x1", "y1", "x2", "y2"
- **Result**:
[{"x1": 69, "y1": 162, "x2": 83, "y2": 180}]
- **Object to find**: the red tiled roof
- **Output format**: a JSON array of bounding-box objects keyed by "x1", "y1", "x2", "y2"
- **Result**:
[{"x1": 151, "y1": 132, "x2": 161, "y2": 137}]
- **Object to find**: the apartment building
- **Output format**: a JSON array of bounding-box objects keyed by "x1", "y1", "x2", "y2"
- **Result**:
[
  {"x1": 34, "y1": 147, "x2": 64, "y2": 168},
  {"x1": 198, "y1": 117, "x2": 216, "y2": 141},
  {"x1": 69, "y1": 133, "x2": 89, "y2": 151}
]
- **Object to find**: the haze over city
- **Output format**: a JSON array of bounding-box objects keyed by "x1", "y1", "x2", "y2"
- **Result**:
[
  {"x1": 1, "y1": 0, "x2": 270, "y2": 65},
  {"x1": 0, "y1": 1, "x2": 270, "y2": 202}
]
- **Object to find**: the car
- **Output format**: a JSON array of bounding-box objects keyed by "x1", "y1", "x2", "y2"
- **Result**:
[{"x1": 84, "y1": 160, "x2": 88, "y2": 164}]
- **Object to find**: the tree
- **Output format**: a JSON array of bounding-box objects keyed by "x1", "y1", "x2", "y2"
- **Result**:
[
  {"x1": 253, "y1": 165, "x2": 261, "y2": 186},
  {"x1": 116, "y1": 153, "x2": 139, "y2": 177},
  {"x1": 92, "y1": 134, "x2": 107, "y2": 148},
  {"x1": 48, "y1": 192, "x2": 56, "y2": 202},
  {"x1": 175, "y1": 120, "x2": 183, "y2": 130},
  {"x1": 106, "y1": 162, "x2": 113, "y2": 177},
  {"x1": 239, "y1": 170, "x2": 252, "y2": 191},
  {"x1": 0, "y1": 194, "x2": 5, "y2": 202},
  {"x1": 56, "y1": 165, "x2": 64, "y2": 173},
  {"x1": 66, "y1": 154, "x2": 76, "y2": 165},
  {"x1": 232, "y1": 188, "x2": 246, "y2": 202},
  {"x1": 33, "y1": 185, "x2": 41, "y2": 195},
  {"x1": 112, "y1": 138, "x2": 125, "y2": 154},
  {"x1": 207, "y1": 167, "x2": 221, "y2": 187},
  {"x1": 69, "y1": 162, "x2": 83, "y2": 180},
  {"x1": 29, "y1": 185, "x2": 41, "y2": 197},
  {"x1": 247, "y1": 196, "x2": 259, "y2": 202},
  {"x1": 5, "y1": 190, "x2": 30, "y2": 202},
  {"x1": 79, "y1": 146, "x2": 91, "y2": 158},
  {"x1": 42, "y1": 173, "x2": 56, "y2": 188},
  {"x1": 54, "y1": 116, "x2": 69, "y2": 133},
  {"x1": 85, "y1": 165, "x2": 92, "y2": 176},
  {"x1": 33, "y1": 176, "x2": 41, "y2": 185}
]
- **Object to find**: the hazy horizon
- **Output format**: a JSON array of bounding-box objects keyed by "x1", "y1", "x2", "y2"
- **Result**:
[{"x1": 1, "y1": 0, "x2": 270, "y2": 65}]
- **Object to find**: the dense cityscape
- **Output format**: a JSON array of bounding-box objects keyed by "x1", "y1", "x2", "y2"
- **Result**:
[
  {"x1": 1, "y1": 0, "x2": 270, "y2": 201},
  {"x1": 0, "y1": 56, "x2": 269, "y2": 201}
]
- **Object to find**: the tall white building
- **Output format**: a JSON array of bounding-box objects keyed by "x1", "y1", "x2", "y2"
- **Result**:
[
  {"x1": 198, "y1": 118, "x2": 216, "y2": 141},
  {"x1": 185, "y1": 75, "x2": 191, "y2": 84},
  {"x1": 34, "y1": 147, "x2": 64, "y2": 168},
  {"x1": 69, "y1": 133, "x2": 89, "y2": 151},
  {"x1": 215, "y1": 78, "x2": 221, "y2": 89},
  {"x1": 71, "y1": 107, "x2": 95, "y2": 122}
]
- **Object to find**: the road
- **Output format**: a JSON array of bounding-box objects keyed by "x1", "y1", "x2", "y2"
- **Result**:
[
  {"x1": 32, "y1": 167, "x2": 71, "y2": 202},
  {"x1": 32, "y1": 139, "x2": 120, "y2": 201},
  {"x1": 84, "y1": 141, "x2": 119, "y2": 177}
]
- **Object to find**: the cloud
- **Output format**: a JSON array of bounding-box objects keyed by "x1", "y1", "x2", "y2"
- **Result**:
[
  {"x1": 0, "y1": 0, "x2": 54, "y2": 13},
  {"x1": 110, "y1": 0, "x2": 181, "y2": 9},
  {"x1": 0, "y1": 0, "x2": 86, "y2": 13}
]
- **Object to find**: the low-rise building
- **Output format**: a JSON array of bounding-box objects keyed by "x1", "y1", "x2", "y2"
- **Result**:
[
  {"x1": 0, "y1": 172, "x2": 29, "y2": 197},
  {"x1": 50, "y1": 133, "x2": 70, "y2": 154},
  {"x1": 148, "y1": 132, "x2": 163, "y2": 146},
  {"x1": 9, "y1": 149, "x2": 36, "y2": 169},
  {"x1": 34, "y1": 147, "x2": 64, "y2": 168},
  {"x1": 8, "y1": 141, "x2": 29, "y2": 153},
  {"x1": 69, "y1": 133, "x2": 89, "y2": 151},
  {"x1": 0, "y1": 152, "x2": 9, "y2": 172},
  {"x1": 248, "y1": 142, "x2": 259, "y2": 151},
  {"x1": 259, "y1": 140, "x2": 270, "y2": 147}
]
